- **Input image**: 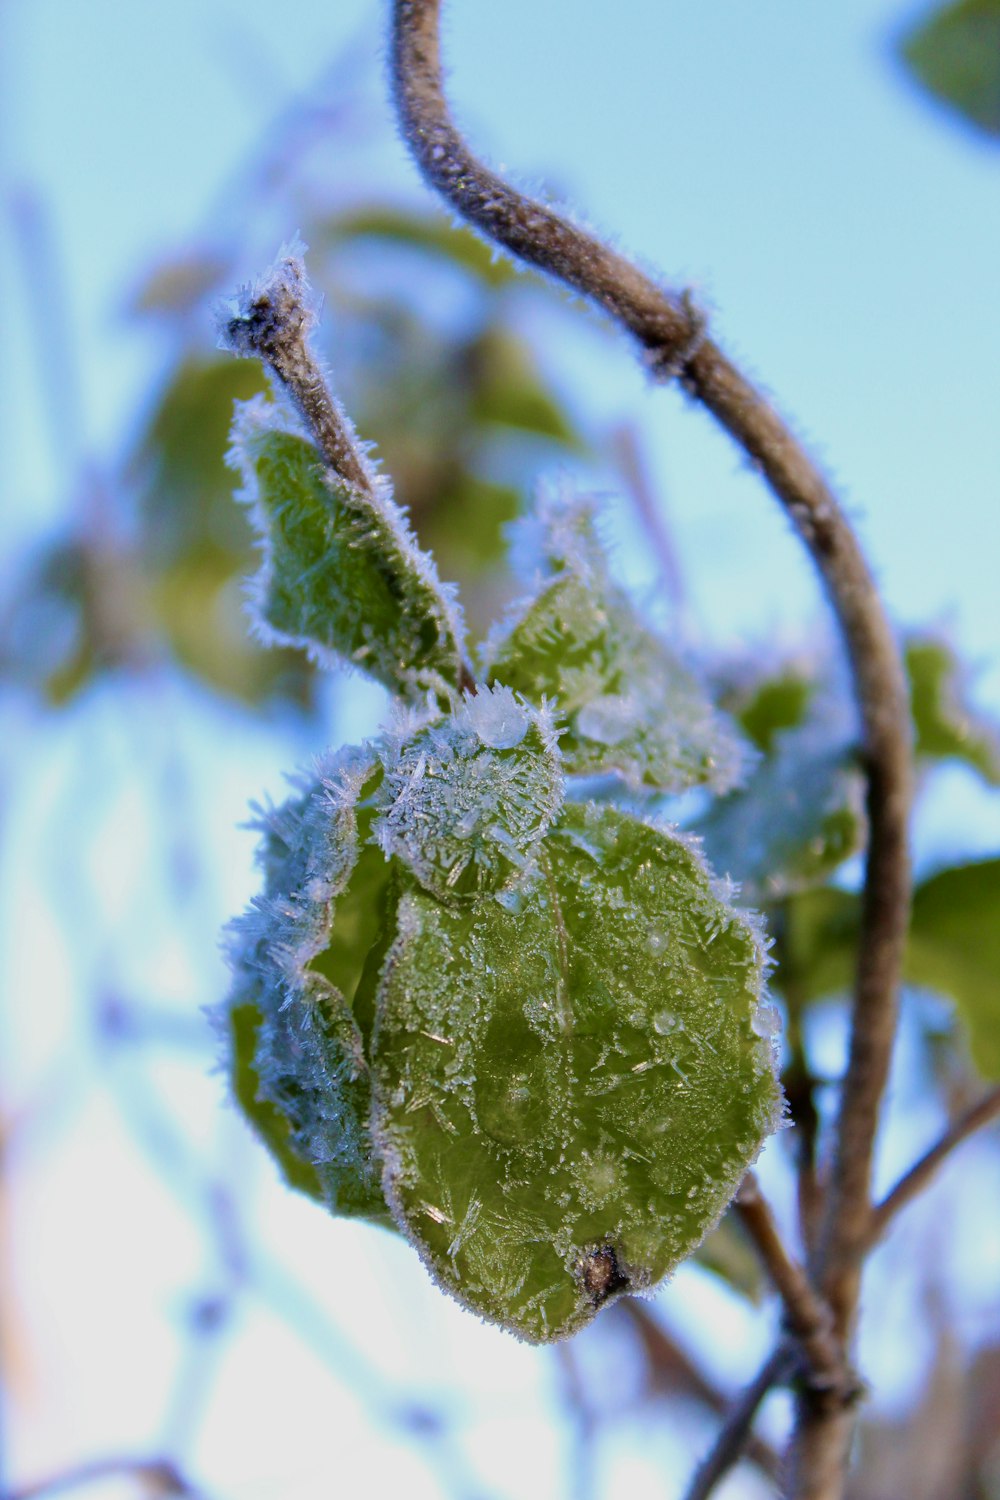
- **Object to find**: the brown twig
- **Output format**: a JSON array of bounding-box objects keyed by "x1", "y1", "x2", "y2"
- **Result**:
[
  {"x1": 734, "y1": 1174, "x2": 852, "y2": 1400},
  {"x1": 683, "y1": 1344, "x2": 796, "y2": 1500},
  {"x1": 866, "y1": 1085, "x2": 1000, "y2": 1250},
  {"x1": 218, "y1": 247, "x2": 376, "y2": 497},
  {"x1": 389, "y1": 9, "x2": 913, "y2": 1493}
]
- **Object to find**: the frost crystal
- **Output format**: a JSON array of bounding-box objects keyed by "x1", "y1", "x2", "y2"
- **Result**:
[{"x1": 373, "y1": 685, "x2": 563, "y2": 901}]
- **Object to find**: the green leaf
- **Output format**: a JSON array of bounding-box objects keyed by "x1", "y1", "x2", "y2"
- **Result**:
[
  {"x1": 906, "y1": 635, "x2": 1000, "y2": 785},
  {"x1": 728, "y1": 670, "x2": 815, "y2": 755},
  {"x1": 699, "y1": 732, "x2": 866, "y2": 902},
  {"x1": 232, "y1": 401, "x2": 466, "y2": 698},
  {"x1": 900, "y1": 0, "x2": 1000, "y2": 138},
  {"x1": 908, "y1": 858, "x2": 1000, "y2": 1078},
  {"x1": 135, "y1": 356, "x2": 269, "y2": 563},
  {"x1": 482, "y1": 497, "x2": 747, "y2": 793},
  {"x1": 774, "y1": 860, "x2": 1000, "y2": 1081},
  {"x1": 224, "y1": 748, "x2": 395, "y2": 1222},
  {"x1": 318, "y1": 205, "x2": 524, "y2": 289},
  {"x1": 771, "y1": 887, "x2": 860, "y2": 1010},
  {"x1": 229, "y1": 1001, "x2": 325, "y2": 1200},
  {"x1": 371, "y1": 802, "x2": 779, "y2": 1343},
  {"x1": 373, "y1": 686, "x2": 564, "y2": 902},
  {"x1": 467, "y1": 328, "x2": 582, "y2": 445},
  {"x1": 693, "y1": 1212, "x2": 766, "y2": 1303}
]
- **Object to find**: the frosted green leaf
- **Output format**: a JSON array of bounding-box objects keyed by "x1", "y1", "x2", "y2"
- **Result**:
[
  {"x1": 906, "y1": 635, "x2": 1000, "y2": 786},
  {"x1": 223, "y1": 746, "x2": 395, "y2": 1223},
  {"x1": 698, "y1": 729, "x2": 866, "y2": 902},
  {"x1": 373, "y1": 685, "x2": 564, "y2": 902},
  {"x1": 371, "y1": 802, "x2": 779, "y2": 1343},
  {"x1": 230, "y1": 399, "x2": 465, "y2": 698},
  {"x1": 482, "y1": 496, "x2": 745, "y2": 792}
]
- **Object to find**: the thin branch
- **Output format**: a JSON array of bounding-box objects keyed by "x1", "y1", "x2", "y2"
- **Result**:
[
  {"x1": 867, "y1": 1084, "x2": 1000, "y2": 1249},
  {"x1": 4, "y1": 1456, "x2": 203, "y2": 1500},
  {"x1": 683, "y1": 1344, "x2": 796, "y2": 1500},
  {"x1": 734, "y1": 1174, "x2": 851, "y2": 1399},
  {"x1": 390, "y1": 10, "x2": 913, "y2": 1490},
  {"x1": 218, "y1": 247, "x2": 376, "y2": 497},
  {"x1": 617, "y1": 1301, "x2": 780, "y2": 1480},
  {"x1": 609, "y1": 422, "x2": 686, "y2": 611}
]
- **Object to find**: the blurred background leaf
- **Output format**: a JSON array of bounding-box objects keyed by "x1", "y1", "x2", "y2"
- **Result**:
[{"x1": 899, "y1": 0, "x2": 1000, "y2": 137}]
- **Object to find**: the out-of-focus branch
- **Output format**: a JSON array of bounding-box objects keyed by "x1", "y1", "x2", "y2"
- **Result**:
[
  {"x1": 734, "y1": 1174, "x2": 852, "y2": 1400},
  {"x1": 682, "y1": 1344, "x2": 796, "y2": 1500},
  {"x1": 609, "y1": 423, "x2": 686, "y2": 611},
  {"x1": 867, "y1": 1084, "x2": 1000, "y2": 1248},
  {"x1": 618, "y1": 1301, "x2": 781, "y2": 1481},
  {"x1": 4, "y1": 1455, "x2": 204, "y2": 1500}
]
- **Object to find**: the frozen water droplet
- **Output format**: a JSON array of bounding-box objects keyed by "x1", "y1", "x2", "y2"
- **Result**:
[
  {"x1": 465, "y1": 684, "x2": 529, "y2": 749},
  {"x1": 647, "y1": 929, "x2": 668, "y2": 957},
  {"x1": 652, "y1": 1010, "x2": 677, "y2": 1035},
  {"x1": 576, "y1": 692, "x2": 639, "y2": 746}
]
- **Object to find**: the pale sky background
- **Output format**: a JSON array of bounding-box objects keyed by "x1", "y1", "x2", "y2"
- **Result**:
[{"x1": 2, "y1": 3, "x2": 999, "y2": 1498}]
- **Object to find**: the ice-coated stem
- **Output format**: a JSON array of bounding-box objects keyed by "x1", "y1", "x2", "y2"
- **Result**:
[
  {"x1": 389, "y1": 6, "x2": 913, "y2": 1494},
  {"x1": 218, "y1": 245, "x2": 376, "y2": 500}
]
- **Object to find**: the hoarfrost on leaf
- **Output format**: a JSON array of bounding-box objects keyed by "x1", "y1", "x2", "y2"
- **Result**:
[
  {"x1": 699, "y1": 716, "x2": 866, "y2": 903},
  {"x1": 229, "y1": 399, "x2": 465, "y2": 699},
  {"x1": 481, "y1": 492, "x2": 747, "y2": 793},
  {"x1": 373, "y1": 684, "x2": 564, "y2": 902},
  {"x1": 223, "y1": 746, "x2": 396, "y2": 1223},
  {"x1": 371, "y1": 801, "x2": 780, "y2": 1343}
]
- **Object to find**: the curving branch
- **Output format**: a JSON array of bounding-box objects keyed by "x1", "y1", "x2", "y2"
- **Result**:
[{"x1": 389, "y1": 6, "x2": 913, "y2": 1493}]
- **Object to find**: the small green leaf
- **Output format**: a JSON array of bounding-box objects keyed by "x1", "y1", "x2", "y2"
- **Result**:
[
  {"x1": 224, "y1": 748, "x2": 395, "y2": 1222},
  {"x1": 232, "y1": 401, "x2": 466, "y2": 698},
  {"x1": 908, "y1": 858, "x2": 1000, "y2": 1078},
  {"x1": 372, "y1": 802, "x2": 779, "y2": 1343},
  {"x1": 906, "y1": 635, "x2": 1000, "y2": 785},
  {"x1": 135, "y1": 356, "x2": 269, "y2": 563},
  {"x1": 373, "y1": 686, "x2": 564, "y2": 902},
  {"x1": 482, "y1": 497, "x2": 746, "y2": 793},
  {"x1": 728, "y1": 671, "x2": 815, "y2": 755},
  {"x1": 900, "y1": 0, "x2": 1000, "y2": 138},
  {"x1": 699, "y1": 731, "x2": 866, "y2": 902}
]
